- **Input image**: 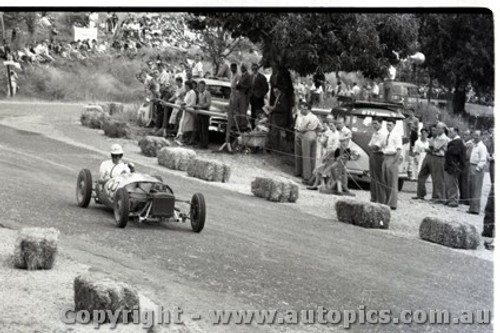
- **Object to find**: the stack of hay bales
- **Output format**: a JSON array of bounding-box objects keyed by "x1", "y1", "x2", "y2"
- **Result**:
[
  {"x1": 12, "y1": 227, "x2": 59, "y2": 270},
  {"x1": 74, "y1": 273, "x2": 140, "y2": 323},
  {"x1": 335, "y1": 199, "x2": 390, "y2": 229},
  {"x1": 138, "y1": 136, "x2": 171, "y2": 157},
  {"x1": 187, "y1": 158, "x2": 231, "y2": 182},
  {"x1": 103, "y1": 119, "x2": 131, "y2": 138},
  {"x1": 419, "y1": 217, "x2": 480, "y2": 249},
  {"x1": 251, "y1": 177, "x2": 299, "y2": 203},
  {"x1": 157, "y1": 147, "x2": 196, "y2": 171},
  {"x1": 81, "y1": 105, "x2": 110, "y2": 129}
]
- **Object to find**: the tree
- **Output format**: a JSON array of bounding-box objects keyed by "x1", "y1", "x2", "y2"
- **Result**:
[
  {"x1": 186, "y1": 15, "x2": 251, "y2": 74},
  {"x1": 188, "y1": 12, "x2": 418, "y2": 79},
  {"x1": 418, "y1": 12, "x2": 494, "y2": 116}
]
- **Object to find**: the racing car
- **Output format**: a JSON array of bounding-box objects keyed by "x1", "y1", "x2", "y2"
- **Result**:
[{"x1": 76, "y1": 169, "x2": 206, "y2": 232}]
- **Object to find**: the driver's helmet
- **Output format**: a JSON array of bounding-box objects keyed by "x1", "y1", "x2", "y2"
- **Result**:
[{"x1": 110, "y1": 144, "x2": 124, "y2": 156}]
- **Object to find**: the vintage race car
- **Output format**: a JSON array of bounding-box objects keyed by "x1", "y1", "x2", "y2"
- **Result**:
[{"x1": 76, "y1": 168, "x2": 206, "y2": 232}]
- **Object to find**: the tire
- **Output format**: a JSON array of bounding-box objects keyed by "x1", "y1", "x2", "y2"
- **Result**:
[
  {"x1": 190, "y1": 193, "x2": 206, "y2": 233},
  {"x1": 76, "y1": 169, "x2": 93, "y2": 208},
  {"x1": 114, "y1": 187, "x2": 130, "y2": 228},
  {"x1": 398, "y1": 178, "x2": 405, "y2": 192}
]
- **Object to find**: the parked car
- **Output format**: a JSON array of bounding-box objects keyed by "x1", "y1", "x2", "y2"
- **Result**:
[{"x1": 313, "y1": 98, "x2": 410, "y2": 191}]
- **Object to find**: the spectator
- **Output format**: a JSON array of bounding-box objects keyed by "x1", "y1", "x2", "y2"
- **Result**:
[
  {"x1": 266, "y1": 86, "x2": 293, "y2": 154},
  {"x1": 335, "y1": 115, "x2": 355, "y2": 196},
  {"x1": 177, "y1": 80, "x2": 197, "y2": 145},
  {"x1": 225, "y1": 63, "x2": 241, "y2": 146},
  {"x1": 249, "y1": 63, "x2": 269, "y2": 126},
  {"x1": 414, "y1": 125, "x2": 438, "y2": 200},
  {"x1": 468, "y1": 130, "x2": 488, "y2": 215},
  {"x1": 307, "y1": 115, "x2": 339, "y2": 191},
  {"x1": 412, "y1": 128, "x2": 430, "y2": 180},
  {"x1": 7, "y1": 70, "x2": 18, "y2": 97},
  {"x1": 216, "y1": 56, "x2": 231, "y2": 79},
  {"x1": 194, "y1": 80, "x2": 211, "y2": 149},
  {"x1": 351, "y1": 82, "x2": 361, "y2": 99},
  {"x1": 294, "y1": 100, "x2": 321, "y2": 184},
  {"x1": 368, "y1": 117, "x2": 387, "y2": 204},
  {"x1": 192, "y1": 54, "x2": 204, "y2": 78},
  {"x1": 327, "y1": 137, "x2": 352, "y2": 195},
  {"x1": 444, "y1": 127, "x2": 466, "y2": 208},
  {"x1": 382, "y1": 118, "x2": 404, "y2": 210},
  {"x1": 459, "y1": 129, "x2": 474, "y2": 205},
  {"x1": 167, "y1": 77, "x2": 185, "y2": 137},
  {"x1": 430, "y1": 122, "x2": 450, "y2": 203},
  {"x1": 235, "y1": 64, "x2": 252, "y2": 130},
  {"x1": 253, "y1": 112, "x2": 270, "y2": 133}
]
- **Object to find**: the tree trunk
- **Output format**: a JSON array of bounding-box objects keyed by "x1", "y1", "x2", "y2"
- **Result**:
[{"x1": 452, "y1": 80, "x2": 466, "y2": 116}]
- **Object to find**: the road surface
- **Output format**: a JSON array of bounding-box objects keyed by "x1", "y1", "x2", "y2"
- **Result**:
[{"x1": 0, "y1": 102, "x2": 493, "y2": 332}]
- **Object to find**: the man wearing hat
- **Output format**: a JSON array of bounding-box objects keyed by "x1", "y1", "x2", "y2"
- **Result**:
[{"x1": 99, "y1": 144, "x2": 135, "y2": 182}]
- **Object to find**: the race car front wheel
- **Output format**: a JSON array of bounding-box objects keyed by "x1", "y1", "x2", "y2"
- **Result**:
[
  {"x1": 76, "y1": 169, "x2": 93, "y2": 208},
  {"x1": 114, "y1": 188, "x2": 130, "y2": 228},
  {"x1": 190, "y1": 193, "x2": 206, "y2": 233}
]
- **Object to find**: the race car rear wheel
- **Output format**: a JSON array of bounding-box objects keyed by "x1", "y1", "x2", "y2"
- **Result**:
[
  {"x1": 190, "y1": 193, "x2": 206, "y2": 233},
  {"x1": 114, "y1": 188, "x2": 130, "y2": 228},
  {"x1": 76, "y1": 169, "x2": 93, "y2": 208}
]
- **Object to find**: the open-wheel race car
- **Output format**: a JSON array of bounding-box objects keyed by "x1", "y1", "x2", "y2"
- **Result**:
[{"x1": 76, "y1": 169, "x2": 206, "y2": 232}]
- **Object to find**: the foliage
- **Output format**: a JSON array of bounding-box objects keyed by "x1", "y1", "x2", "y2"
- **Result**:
[
  {"x1": 188, "y1": 12, "x2": 419, "y2": 79},
  {"x1": 418, "y1": 12, "x2": 494, "y2": 114},
  {"x1": 186, "y1": 15, "x2": 248, "y2": 72}
]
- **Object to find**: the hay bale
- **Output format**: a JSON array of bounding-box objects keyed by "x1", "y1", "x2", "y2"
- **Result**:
[
  {"x1": 335, "y1": 199, "x2": 390, "y2": 229},
  {"x1": 81, "y1": 105, "x2": 110, "y2": 129},
  {"x1": 251, "y1": 177, "x2": 299, "y2": 203},
  {"x1": 157, "y1": 147, "x2": 196, "y2": 171},
  {"x1": 103, "y1": 119, "x2": 131, "y2": 138},
  {"x1": 74, "y1": 273, "x2": 140, "y2": 323},
  {"x1": 419, "y1": 217, "x2": 480, "y2": 249},
  {"x1": 187, "y1": 158, "x2": 231, "y2": 182},
  {"x1": 12, "y1": 227, "x2": 59, "y2": 270},
  {"x1": 138, "y1": 136, "x2": 171, "y2": 157}
]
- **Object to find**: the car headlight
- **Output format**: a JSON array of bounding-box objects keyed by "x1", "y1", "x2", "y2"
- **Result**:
[{"x1": 350, "y1": 150, "x2": 361, "y2": 161}]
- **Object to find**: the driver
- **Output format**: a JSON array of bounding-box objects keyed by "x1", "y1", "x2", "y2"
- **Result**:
[{"x1": 99, "y1": 144, "x2": 135, "y2": 183}]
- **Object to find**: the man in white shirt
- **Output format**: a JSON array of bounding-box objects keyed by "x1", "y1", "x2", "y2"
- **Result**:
[
  {"x1": 192, "y1": 54, "x2": 204, "y2": 78},
  {"x1": 294, "y1": 100, "x2": 321, "y2": 184},
  {"x1": 368, "y1": 117, "x2": 387, "y2": 204},
  {"x1": 381, "y1": 118, "x2": 403, "y2": 210},
  {"x1": 99, "y1": 144, "x2": 134, "y2": 183},
  {"x1": 351, "y1": 83, "x2": 361, "y2": 99},
  {"x1": 468, "y1": 130, "x2": 488, "y2": 214}
]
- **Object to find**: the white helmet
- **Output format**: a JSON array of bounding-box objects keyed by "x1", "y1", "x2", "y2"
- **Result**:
[{"x1": 110, "y1": 144, "x2": 124, "y2": 155}]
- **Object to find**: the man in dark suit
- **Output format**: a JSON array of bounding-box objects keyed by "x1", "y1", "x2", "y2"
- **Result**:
[
  {"x1": 444, "y1": 127, "x2": 466, "y2": 207},
  {"x1": 249, "y1": 63, "x2": 269, "y2": 126}
]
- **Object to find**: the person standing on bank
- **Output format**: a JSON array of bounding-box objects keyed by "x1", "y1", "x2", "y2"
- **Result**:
[
  {"x1": 468, "y1": 130, "x2": 488, "y2": 215},
  {"x1": 368, "y1": 117, "x2": 387, "y2": 204},
  {"x1": 430, "y1": 122, "x2": 450, "y2": 203},
  {"x1": 413, "y1": 125, "x2": 437, "y2": 200},
  {"x1": 335, "y1": 116, "x2": 355, "y2": 196},
  {"x1": 444, "y1": 127, "x2": 466, "y2": 208},
  {"x1": 459, "y1": 130, "x2": 474, "y2": 205},
  {"x1": 235, "y1": 64, "x2": 252, "y2": 131},
  {"x1": 249, "y1": 63, "x2": 269, "y2": 126},
  {"x1": 294, "y1": 100, "x2": 321, "y2": 184},
  {"x1": 381, "y1": 118, "x2": 403, "y2": 210},
  {"x1": 193, "y1": 80, "x2": 211, "y2": 149}
]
